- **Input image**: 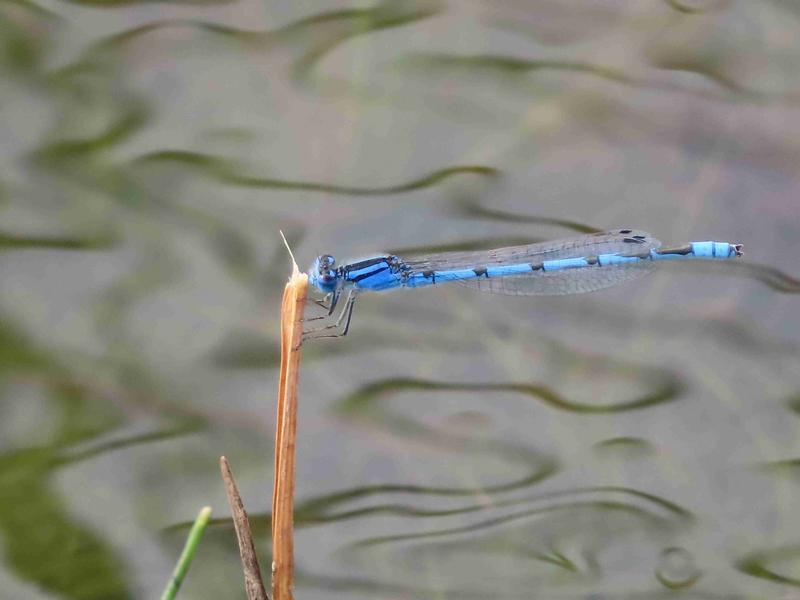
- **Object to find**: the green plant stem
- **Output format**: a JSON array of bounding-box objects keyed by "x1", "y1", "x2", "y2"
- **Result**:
[{"x1": 160, "y1": 506, "x2": 212, "y2": 600}]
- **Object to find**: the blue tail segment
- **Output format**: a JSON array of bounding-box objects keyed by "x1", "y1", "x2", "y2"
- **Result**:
[
  {"x1": 584, "y1": 241, "x2": 742, "y2": 268},
  {"x1": 304, "y1": 231, "x2": 743, "y2": 337},
  {"x1": 655, "y1": 241, "x2": 743, "y2": 260},
  {"x1": 401, "y1": 241, "x2": 742, "y2": 288}
]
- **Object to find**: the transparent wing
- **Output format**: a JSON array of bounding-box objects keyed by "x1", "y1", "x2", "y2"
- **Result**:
[
  {"x1": 457, "y1": 261, "x2": 656, "y2": 295},
  {"x1": 403, "y1": 230, "x2": 661, "y2": 296}
]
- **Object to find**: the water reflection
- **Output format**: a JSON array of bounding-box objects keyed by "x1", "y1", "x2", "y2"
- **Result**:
[
  {"x1": 168, "y1": 486, "x2": 694, "y2": 596},
  {"x1": 0, "y1": 325, "x2": 133, "y2": 599},
  {"x1": 134, "y1": 150, "x2": 499, "y2": 196},
  {"x1": 654, "y1": 546, "x2": 701, "y2": 589},
  {"x1": 0, "y1": 232, "x2": 117, "y2": 250},
  {"x1": 336, "y1": 374, "x2": 681, "y2": 415},
  {"x1": 594, "y1": 437, "x2": 656, "y2": 458},
  {"x1": 664, "y1": 0, "x2": 732, "y2": 15},
  {"x1": 736, "y1": 544, "x2": 800, "y2": 587},
  {"x1": 0, "y1": 447, "x2": 133, "y2": 600},
  {"x1": 453, "y1": 197, "x2": 600, "y2": 233}
]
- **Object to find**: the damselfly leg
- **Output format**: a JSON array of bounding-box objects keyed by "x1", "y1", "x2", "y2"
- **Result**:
[
  {"x1": 303, "y1": 290, "x2": 339, "y2": 322},
  {"x1": 301, "y1": 289, "x2": 358, "y2": 342}
]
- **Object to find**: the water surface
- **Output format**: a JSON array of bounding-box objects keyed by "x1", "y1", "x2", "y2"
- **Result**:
[{"x1": 1, "y1": 1, "x2": 800, "y2": 598}]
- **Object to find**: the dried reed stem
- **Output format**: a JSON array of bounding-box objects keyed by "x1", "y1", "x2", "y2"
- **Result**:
[
  {"x1": 220, "y1": 456, "x2": 269, "y2": 600},
  {"x1": 272, "y1": 257, "x2": 307, "y2": 600}
]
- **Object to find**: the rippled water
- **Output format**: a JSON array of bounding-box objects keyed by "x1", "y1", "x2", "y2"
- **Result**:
[{"x1": 2, "y1": 1, "x2": 800, "y2": 598}]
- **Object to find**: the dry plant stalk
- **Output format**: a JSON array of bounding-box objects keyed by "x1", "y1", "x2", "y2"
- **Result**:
[
  {"x1": 272, "y1": 258, "x2": 307, "y2": 600},
  {"x1": 220, "y1": 456, "x2": 269, "y2": 600}
]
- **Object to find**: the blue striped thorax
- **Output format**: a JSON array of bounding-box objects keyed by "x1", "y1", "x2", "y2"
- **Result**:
[{"x1": 342, "y1": 255, "x2": 405, "y2": 291}]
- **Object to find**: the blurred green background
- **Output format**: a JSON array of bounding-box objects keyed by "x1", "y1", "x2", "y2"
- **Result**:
[{"x1": 1, "y1": 0, "x2": 800, "y2": 598}]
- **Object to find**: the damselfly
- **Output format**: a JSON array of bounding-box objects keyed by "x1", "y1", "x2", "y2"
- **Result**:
[{"x1": 304, "y1": 229, "x2": 742, "y2": 339}]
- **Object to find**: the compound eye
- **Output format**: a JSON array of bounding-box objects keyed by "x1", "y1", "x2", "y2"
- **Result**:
[{"x1": 319, "y1": 254, "x2": 335, "y2": 269}]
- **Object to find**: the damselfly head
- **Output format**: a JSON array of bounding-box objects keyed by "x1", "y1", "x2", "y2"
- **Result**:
[{"x1": 310, "y1": 254, "x2": 338, "y2": 292}]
